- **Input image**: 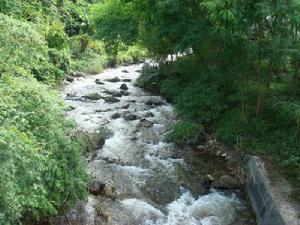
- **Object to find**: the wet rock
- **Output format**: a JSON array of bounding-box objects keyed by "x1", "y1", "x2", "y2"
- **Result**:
[
  {"x1": 122, "y1": 70, "x2": 129, "y2": 73},
  {"x1": 111, "y1": 113, "x2": 121, "y2": 119},
  {"x1": 128, "y1": 100, "x2": 136, "y2": 103},
  {"x1": 103, "y1": 185, "x2": 118, "y2": 200},
  {"x1": 95, "y1": 109, "x2": 111, "y2": 113},
  {"x1": 104, "y1": 90, "x2": 122, "y2": 97},
  {"x1": 138, "y1": 119, "x2": 153, "y2": 127},
  {"x1": 103, "y1": 96, "x2": 120, "y2": 103},
  {"x1": 73, "y1": 130, "x2": 106, "y2": 154},
  {"x1": 120, "y1": 83, "x2": 128, "y2": 90},
  {"x1": 88, "y1": 181, "x2": 106, "y2": 196},
  {"x1": 88, "y1": 180, "x2": 117, "y2": 200},
  {"x1": 66, "y1": 76, "x2": 75, "y2": 82},
  {"x1": 123, "y1": 112, "x2": 138, "y2": 121},
  {"x1": 215, "y1": 175, "x2": 240, "y2": 189},
  {"x1": 144, "y1": 111, "x2": 154, "y2": 117},
  {"x1": 85, "y1": 93, "x2": 102, "y2": 100},
  {"x1": 105, "y1": 77, "x2": 120, "y2": 82},
  {"x1": 121, "y1": 90, "x2": 130, "y2": 96},
  {"x1": 122, "y1": 78, "x2": 132, "y2": 82},
  {"x1": 67, "y1": 93, "x2": 77, "y2": 98},
  {"x1": 145, "y1": 99, "x2": 164, "y2": 107},
  {"x1": 135, "y1": 70, "x2": 141, "y2": 73},
  {"x1": 95, "y1": 79, "x2": 104, "y2": 85},
  {"x1": 121, "y1": 104, "x2": 130, "y2": 109},
  {"x1": 67, "y1": 105, "x2": 76, "y2": 111}
]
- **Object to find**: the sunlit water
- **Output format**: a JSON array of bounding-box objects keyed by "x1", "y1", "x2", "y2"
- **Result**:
[{"x1": 61, "y1": 64, "x2": 253, "y2": 225}]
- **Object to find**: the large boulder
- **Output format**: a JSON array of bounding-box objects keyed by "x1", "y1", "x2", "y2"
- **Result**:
[{"x1": 215, "y1": 175, "x2": 240, "y2": 189}]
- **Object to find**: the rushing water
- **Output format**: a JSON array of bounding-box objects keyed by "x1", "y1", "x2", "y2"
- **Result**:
[{"x1": 61, "y1": 64, "x2": 256, "y2": 225}]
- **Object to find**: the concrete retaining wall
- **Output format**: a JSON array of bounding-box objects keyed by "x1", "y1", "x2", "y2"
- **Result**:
[{"x1": 244, "y1": 156, "x2": 288, "y2": 225}]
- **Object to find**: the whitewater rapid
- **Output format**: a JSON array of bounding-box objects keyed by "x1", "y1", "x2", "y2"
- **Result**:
[{"x1": 61, "y1": 64, "x2": 255, "y2": 225}]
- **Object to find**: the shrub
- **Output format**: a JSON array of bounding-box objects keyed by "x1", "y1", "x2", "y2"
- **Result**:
[
  {"x1": 117, "y1": 45, "x2": 148, "y2": 64},
  {"x1": 0, "y1": 14, "x2": 64, "y2": 84},
  {"x1": 0, "y1": 75, "x2": 88, "y2": 225},
  {"x1": 174, "y1": 80, "x2": 226, "y2": 124},
  {"x1": 45, "y1": 22, "x2": 67, "y2": 50},
  {"x1": 166, "y1": 121, "x2": 202, "y2": 146}
]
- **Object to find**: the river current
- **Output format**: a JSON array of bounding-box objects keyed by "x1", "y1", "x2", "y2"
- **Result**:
[{"x1": 61, "y1": 64, "x2": 256, "y2": 225}]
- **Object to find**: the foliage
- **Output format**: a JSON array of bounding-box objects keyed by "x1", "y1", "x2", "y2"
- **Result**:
[
  {"x1": 166, "y1": 121, "x2": 202, "y2": 146},
  {"x1": 0, "y1": 76, "x2": 88, "y2": 225},
  {"x1": 0, "y1": 14, "x2": 63, "y2": 84},
  {"x1": 45, "y1": 22, "x2": 67, "y2": 50}
]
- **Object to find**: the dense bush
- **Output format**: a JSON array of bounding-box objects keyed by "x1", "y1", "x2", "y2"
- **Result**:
[
  {"x1": 0, "y1": 14, "x2": 63, "y2": 83},
  {"x1": 0, "y1": 76, "x2": 88, "y2": 225},
  {"x1": 45, "y1": 22, "x2": 67, "y2": 50},
  {"x1": 166, "y1": 121, "x2": 202, "y2": 146}
]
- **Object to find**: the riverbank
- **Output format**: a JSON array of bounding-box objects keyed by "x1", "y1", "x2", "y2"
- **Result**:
[{"x1": 58, "y1": 63, "x2": 256, "y2": 225}]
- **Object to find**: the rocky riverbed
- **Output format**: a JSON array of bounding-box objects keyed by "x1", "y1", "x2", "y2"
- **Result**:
[{"x1": 59, "y1": 64, "x2": 256, "y2": 225}]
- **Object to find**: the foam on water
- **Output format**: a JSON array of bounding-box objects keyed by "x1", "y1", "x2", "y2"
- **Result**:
[{"x1": 140, "y1": 191, "x2": 243, "y2": 225}]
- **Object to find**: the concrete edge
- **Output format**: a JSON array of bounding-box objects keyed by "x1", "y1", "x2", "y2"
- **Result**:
[{"x1": 243, "y1": 155, "x2": 287, "y2": 225}]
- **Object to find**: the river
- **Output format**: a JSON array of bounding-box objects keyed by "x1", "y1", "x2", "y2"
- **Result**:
[{"x1": 60, "y1": 63, "x2": 256, "y2": 225}]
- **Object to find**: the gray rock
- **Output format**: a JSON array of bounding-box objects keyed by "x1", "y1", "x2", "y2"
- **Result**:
[
  {"x1": 66, "y1": 93, "x2": 77, "y2": 98},
  {"x1": 103, "y1": 185, "x2": 118, "y2": 200},
  {"x1": 85, "y1": 93, "x2": 102, "y2": 100},
  {"x1": 88, "y1": 181, "x2": 106, "y2": 196},
  {"x1": 66, "y1": 76, "x2": 75, "y2": 82},
  {"x1": 105, "y1": 77, "x2": 120, "y2": 82},
  {"x1": 144, "y1": 111, "x2": 154, "y2": 117},
  {"x1": 95, "y1": 79, "x2": 104, "y2": 85},
  {"x1": 95, "y1": 109, "x2": 111, "y2": 113},
  {"x1": 111, "y1": 113, "x2": 121, "y2": 119},
  {"x1": 145, "y1": 99, "x2": 164, "y2": 106},
  {"x1": 123, "y1": 113, "x2": 138, "y2": 121},
  {"x1": 121, "y1": 104, "x2": 130, "y2": 109},
  {"x1": 135, "y1": 70, "x2": 141, "y2": 73},
  {"x1": 104, "y1": 90, "x2": 122, "y2": 97},
  {"x1": 138, "y1": 119, "x2": 153, "y2": 127},
  {"x1": 67, "y1": 105, "x2": 76, "y2": 111},
  {"x1": 103, "y1": 96, "x2": 120, "y2": 103},
  {"x1": 122, "y1": 70, "x2": 129, "y2": 73},
  {"x1": 122, "y1": 78, "x2": 132, "y2": 82},
  {"x1": 120, "y1": 83, "x2": 129, "y2": 90},
  {"x1": 215, "y1": 175, "x2": 240, "y2": 189}
]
